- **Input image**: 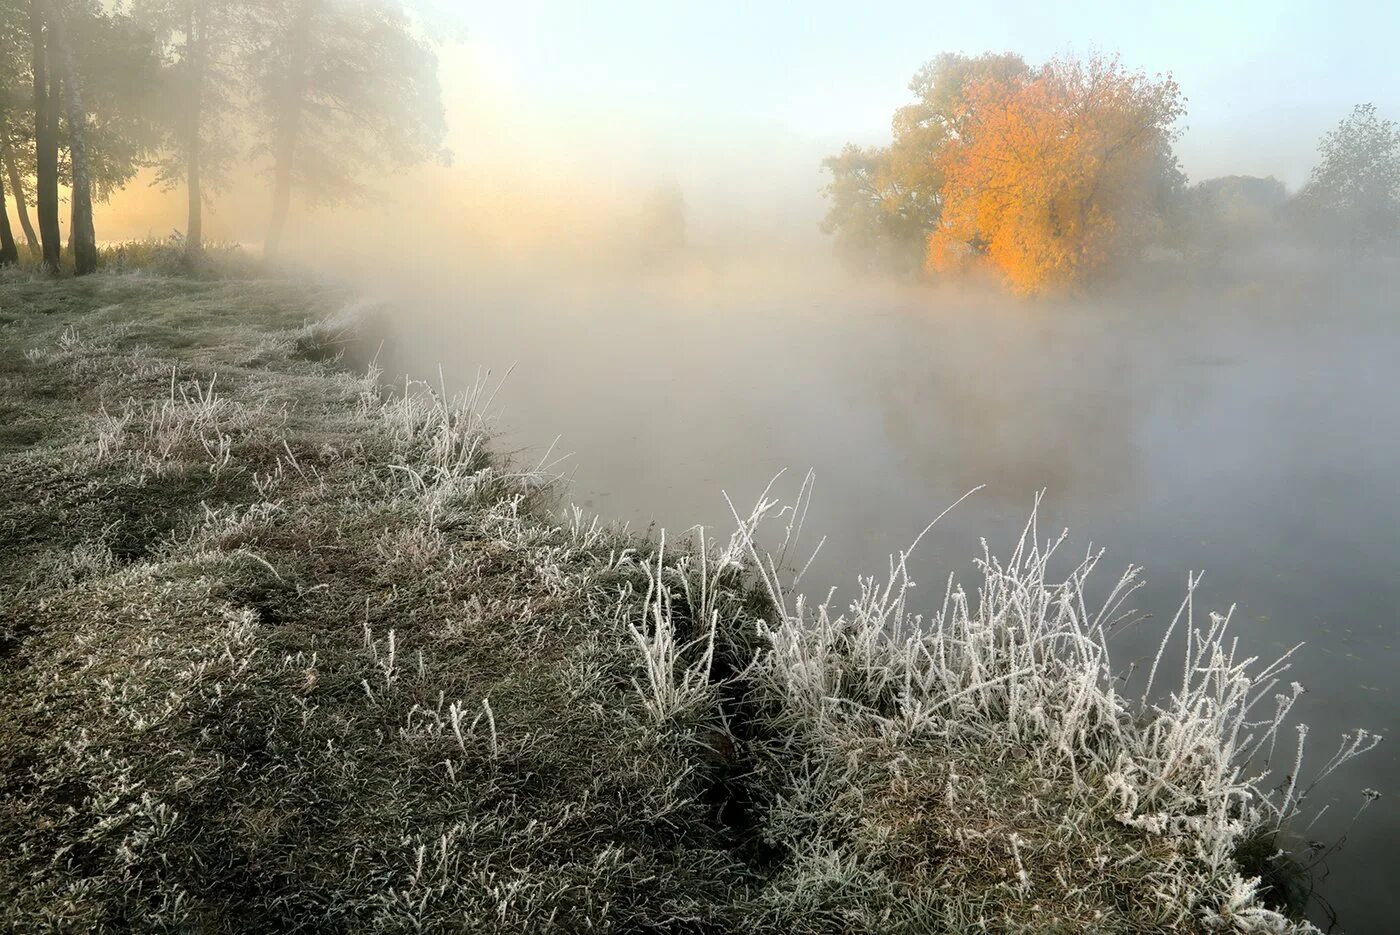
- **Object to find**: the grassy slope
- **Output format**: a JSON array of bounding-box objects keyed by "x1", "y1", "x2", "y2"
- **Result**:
[
  {"x1": 0, "y1": 269, "x2": 1335, "y2": 933},
  {"x1": 0, "y1": 271, "x2": 765, "y2": 932}
]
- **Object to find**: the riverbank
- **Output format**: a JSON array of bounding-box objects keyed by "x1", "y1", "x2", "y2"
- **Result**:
[{"x1": 0, "y1": 266, "x2": 1361, "y2": 932}]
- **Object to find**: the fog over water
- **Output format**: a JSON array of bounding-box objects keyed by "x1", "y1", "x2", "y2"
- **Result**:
[{"x1": 330, "y1": 236, "x2": 1400, "y2": 928}]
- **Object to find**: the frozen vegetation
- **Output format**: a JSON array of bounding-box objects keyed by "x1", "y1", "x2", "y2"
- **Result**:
[{"x1": 0, "y1": 263, "x2": 1380, "y2": 933}]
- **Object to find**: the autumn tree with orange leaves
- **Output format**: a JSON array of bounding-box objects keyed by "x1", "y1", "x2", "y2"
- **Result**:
[
  {"x1": 927, "y1": 55, "x2": 1185, "y2": 293},
  {"x1": 821, "y1": 52, "x2": 1029, "y2": 272}
]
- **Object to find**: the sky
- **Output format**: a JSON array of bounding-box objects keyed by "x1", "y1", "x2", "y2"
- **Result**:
[
  {"x1": 442, "y1": 0, "x2": 1400, "y2": 189},
  {"x1": 89, "y1": 0, "x2": 1399, "y2": 245}
]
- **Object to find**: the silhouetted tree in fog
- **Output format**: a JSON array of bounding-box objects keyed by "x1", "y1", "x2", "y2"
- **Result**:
[
  {"x1": 31, "y1": 0, "x2": 60, "y2": 272},
  {"x1": 65, "y1": 6, "x2": 164, "y2": 201},
  {"x1": 251, "y1": 0, "x2": 444, "y2": 257},
  {"x1": 1296, "y1": 104, "x2": 1400, "y2": 254},
  {"x1": 0, "y1": 6, "x2": 18, "y2": 263},
  {"x1": 1184, "y1": 175, "x2": 1287, "y2": 256},
  {"x1": 0, "y1": 141, "x2": 15, "y2": 262},
  {"x1": 2, "y1": 126, "x2": 38, "y2": 254},
  {"x1": 0, "y1": 194, "x2": 15, "y2": 263},
  {"x1": 42, "y1": 0, "x2": 96, "y2": 274},
  {"x1": 135, "y1": 0, "x2": 244, "y2": 261}
]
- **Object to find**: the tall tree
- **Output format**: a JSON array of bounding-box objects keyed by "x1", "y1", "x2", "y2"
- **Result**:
[
  {"x1": 31, "y1": 0, "x2": 59, "y2": 272},
  {"x1": 638, "y1": 181, "x2": 685, "y2": 253},
  {"x1": 67, "y1": 3, "x2": 164, "y2": 202},
  {"x1": 261, "y1": 0, "x2": 312, "y2": 256},
  {"x1": 43, "y1": 0, "x2": 95, "y2": 273},
  {"x1": 135, "y1": 0, "x2": 242, "y2": 262},
  {"x1": 252, "y1": 0, "x2": 445, "y2": 257},
  {"x1": 1185, "y1": 175, "x2": 1287, "y2": 254}
]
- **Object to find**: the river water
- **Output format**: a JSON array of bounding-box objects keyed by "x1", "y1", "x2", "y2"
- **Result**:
[{"x1": 356, "y1": 250, "x2": 1399, "y2": 930}]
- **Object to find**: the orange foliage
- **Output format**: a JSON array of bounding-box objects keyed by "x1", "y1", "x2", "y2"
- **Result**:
[{"x1": 926, "y1": 55, "x2": 1184, "y2": 294}]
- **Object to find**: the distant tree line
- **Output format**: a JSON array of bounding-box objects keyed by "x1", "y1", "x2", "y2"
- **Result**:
[
  {"x1": 823, "y1": 52, "x2": 1400, "y2": 293},
  {"x1": 0, "y1": 0, "x2": 446, "y2": 274}
]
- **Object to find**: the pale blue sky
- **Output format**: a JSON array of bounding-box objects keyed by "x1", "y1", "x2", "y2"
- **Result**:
[{"x1": 446, "y1": 0, "x2": 1399, "y2": 189}]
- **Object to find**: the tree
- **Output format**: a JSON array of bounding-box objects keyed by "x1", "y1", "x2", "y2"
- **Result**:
[
  {"x1": 0, "y1": 0, "x2": 159, "y2": 263},
  {"x1": 1295, "y1": 104, "x2": 1400, "y2": 253},
  {"x1": 43, "y1": 0, "x2": 96, "y2": 274},
  {"x1": 31, "y1": 0, "x2": 60, "y2": 273},
  {"x1": 181, "y1": 0, "x2": 204, "y2": 254},
  {"x1": 820, "y1": 144, "x2": 927, "y2": 271},
  {"x1": 0, "y1": 0, "x2": 38, "y2": 254},
  {"x1": 66, "y1": 3, "x2": 164, "y2": 202},
  {"x1": 2, "y1": 126, "x2": 38, "y2": 253},
  {"x1": 250, "y1": 0, "x2": 445, "y2": 257},
  {"x1": 927, "y1": 54, "x2": 1184, "y2": 294},
  {"x1": 0, "y1": 154, "x2": 16, "y2": 263},
  {"x1": 135, "y1": 0, "x2": 244, "y2": 261},
  {"x1": 894, "y1": 52, "x2": 1031, "y2": 144},
  {"x1": 821, "y1": 52, "x2": 1028, "y2": 272}
]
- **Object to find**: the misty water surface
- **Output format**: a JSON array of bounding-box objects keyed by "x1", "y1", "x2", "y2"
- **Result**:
[{"x1": 354, "y1": 251, "x2": 1399, "y2": 929}]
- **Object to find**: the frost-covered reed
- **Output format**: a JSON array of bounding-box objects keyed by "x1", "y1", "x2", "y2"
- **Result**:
[{"x1": 711, "y1": 485, "x2": 1380, "y2": 931}]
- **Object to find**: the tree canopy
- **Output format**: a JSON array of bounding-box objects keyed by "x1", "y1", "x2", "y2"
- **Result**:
[
  {"x1": 928, "y1": 54, "x2": 1185, "y2": 293},
  {"x1": 0, "y1": 0, "x2": 445, "y2": 269},
  {"x1": 820, "y1": 52, "x2": 1028, "y2": 272},
  {"x1": 249, "y1": 0, "x2": 446, "y2": 255},
  {"x1": 1295, "y1": 103, "x2": 1400, "y2": 253},
  {"x1": 0, "y1": 1, "x2": 160, "y2": 243},
  {"x1": 823, "y1": 52, "x2": 1186, "y2": 293}
]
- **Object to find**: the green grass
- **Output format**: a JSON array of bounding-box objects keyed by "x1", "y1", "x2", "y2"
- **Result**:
[{"x1": 0, "y1": 263, "x2": 1366, "y2": 933}]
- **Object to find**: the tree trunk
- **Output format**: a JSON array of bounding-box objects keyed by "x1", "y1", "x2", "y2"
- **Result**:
[
  {"x1": 47, "y1": 2, "x2": 96, "y2": 275},
  {"x1": 3, "y1": 143, "x2": 40, "y2": 254},
  {"x1": 0, "y1": 104, "x2": 39, "y2": 256},
  {"x1": 264, "y1": 0, "x2": 316, "y2": 258},
  {"x1": 31, "y1": 0, "x2": 60, "y2": 274},
  {"x1": 184, "y1": 0, "x2": 204, "y2": 260},
  {"x1": 0, "y1": 172, "x2": 17, "y2": 266}
]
